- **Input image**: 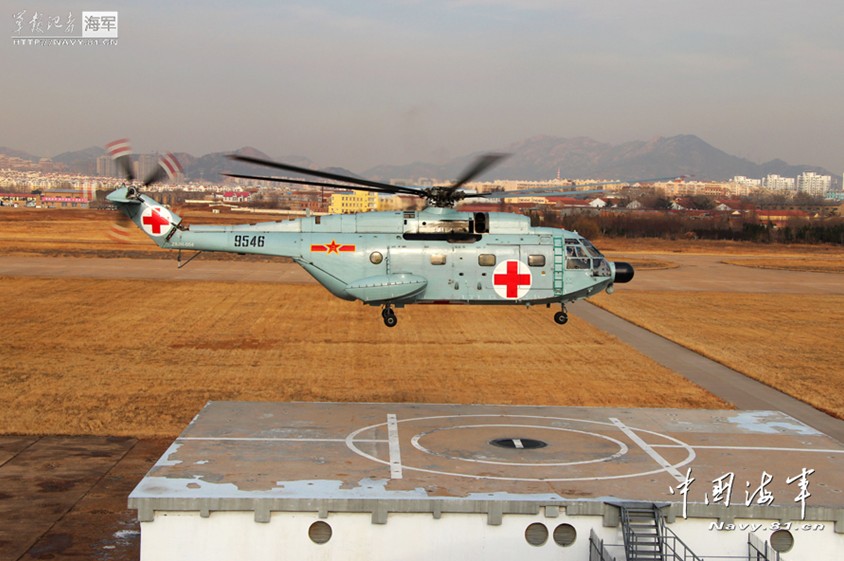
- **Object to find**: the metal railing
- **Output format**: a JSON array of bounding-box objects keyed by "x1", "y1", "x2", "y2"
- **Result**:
[
  {"x1": 748, "y1": 533, "x2": 784, "y2": 561},
  {"x1": 589, "y1": 529, "x2": 617, "y2": 561},
  {"x1": 657, "y1": 514, "x2": 705, "y2": 561}
]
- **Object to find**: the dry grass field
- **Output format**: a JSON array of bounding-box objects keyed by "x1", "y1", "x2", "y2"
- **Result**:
[
  {"x1": 0, "y1": 207, "x2": 292, "y2": 259},
  {"x1": 0, "y1": 277, "x2": 728, "y2": 437},
  {"x1": 2, "y1": 207, "x2": 842, "y2": 437},
  {"x1": 721, "y1": 256, "x2": 844, "y2": 274},
  {"x1": 592, "y1": 291, "x2": 844, "y2": 419},
  {"x1": 2, "y1": 206, "x2": 841, "y2": 259}
]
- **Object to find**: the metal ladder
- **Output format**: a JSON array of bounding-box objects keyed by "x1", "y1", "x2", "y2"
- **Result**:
[
  {"x1": 552, "y1": 235, "x2": 564, "y2": 296},
  {"x1": 618, "y1": 503, "x2": 704, "y2": 561},
  {"x1": 620, "y1": 504, "x2": 664, "y2": 561}
]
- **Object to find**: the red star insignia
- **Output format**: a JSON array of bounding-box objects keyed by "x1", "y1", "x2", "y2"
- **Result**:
[{"x1": 325, "y1": 240, "x2": 340, "y2": 254}]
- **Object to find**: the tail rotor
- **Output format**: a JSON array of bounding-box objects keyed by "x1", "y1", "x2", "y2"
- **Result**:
[
  {"x1": 105, "y1": 138, "x2": 135, "y2": 182},
  {"x1": 104, "y1": 138, "x2": 184, "y2": 245}
]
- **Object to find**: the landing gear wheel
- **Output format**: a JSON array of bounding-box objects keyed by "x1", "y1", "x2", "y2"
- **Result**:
[
  {"x1": 382, "y1": 306, "x2": 397, "y2": 327},
  {"x1": 554, "y1": 311, "x2": 569, "y2": 325},
  {"x1": 383, "y1": 312, "x2": 398, "y2": 328}
]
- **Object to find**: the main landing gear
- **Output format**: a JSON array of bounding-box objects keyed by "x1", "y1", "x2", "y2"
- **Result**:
[
  {"x1": 381, "y1": 305, "x2": 398, "y2": 328},
  {"x1": 554, "y1": 304, "x2": 569, "y2": 325}
]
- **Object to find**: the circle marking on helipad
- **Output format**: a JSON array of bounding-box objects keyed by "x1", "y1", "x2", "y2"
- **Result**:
[{"x1": 345, "y1": 414, "x2": 696, "y2": 482}]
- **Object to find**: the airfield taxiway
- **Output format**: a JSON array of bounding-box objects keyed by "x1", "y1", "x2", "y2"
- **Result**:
[{"x1": 1, "y1": 253, "x2": 843, "y2": 294}]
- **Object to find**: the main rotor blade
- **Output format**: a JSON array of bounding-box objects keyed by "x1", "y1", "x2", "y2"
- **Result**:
[
  {"x1": 142, "y1": 167, "x2": 167, "y2": 187},
  {"x1": 452, "y1": 153, "x2": 509, "y2": 190},
  {"x1": 228, "y1": 154, "x2": 422, "y2": 196},
  {"x1": 143, "y1": 153, "x2": 183, "y2": 187},
  {"x1": 222, "y1": 173, "x2": 422, "y2": 196}
]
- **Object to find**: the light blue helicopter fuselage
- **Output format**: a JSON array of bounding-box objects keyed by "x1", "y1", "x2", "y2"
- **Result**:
[{"x1": 108, "y1": 187, "x2": 631, "y2": 324}]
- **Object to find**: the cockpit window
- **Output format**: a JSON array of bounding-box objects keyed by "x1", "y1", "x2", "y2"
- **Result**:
[
  {"x1": 565, "y1": 240, "x2": 590, "y2": 270},
  {"x1": 565, "y1": 238, "x2": 611, "y2": 276},
  {"x1": 581, "y1": 239, "x2": 604, "y2": 258}
]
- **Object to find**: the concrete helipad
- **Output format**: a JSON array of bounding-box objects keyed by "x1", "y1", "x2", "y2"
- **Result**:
[{"x1": 131, "y1": 401, "x2": 844, "y2": 525}]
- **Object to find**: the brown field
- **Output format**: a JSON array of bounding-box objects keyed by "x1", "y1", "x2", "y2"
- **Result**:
[
  {"x1": 2, "y1": 206, "x2": 842, "y2": 258},
  {"x1": 597, "y1": 236, "x2": 844, "y2": 256},
  {"x1": 721, "y1": 256, "x2": 844, "y2": 274},
  {"x1": 592, "y1": 291, "x2": 844, "y2": 419},
  {"x1": 3, "y1": 207, "x2": 842, "y2": 437},
  {"x1": 0, "y1": 206, "x2": 293, "y2": 260},
  {"x1": 0, "y1": 277, "x2": 728, "y2": 437}
]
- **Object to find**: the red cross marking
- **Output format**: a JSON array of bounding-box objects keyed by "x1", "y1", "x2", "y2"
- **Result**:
[
  {"x1": 142, "y1": 208, "x2": 170, "y2": 234},
  {"x1": 494, "y1": 260, "x2": 531, "y2": 298}
]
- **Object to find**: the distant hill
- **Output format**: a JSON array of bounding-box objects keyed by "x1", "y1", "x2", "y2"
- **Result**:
[
  {"x1": 181, "y1": 147, "x2": 268, "y2": 181},
  {"x1": 4, "y1": 135, "x2": 836, "y2": 184},
  {"x1": 0, "y1": 147, "x2": 40, "y2": 162},
  {"x1": 52, "y1": 146, "x2": 104, "y2": 175},
  {"x1": 364, "y1": 135, "x2": 835, "y2": 183},
  {"x1": 181, "y1": 148, "x2": 326, "y2": 182},
  {"x1": 52, "y1": 146, "x2": 104, "y2": 164}
]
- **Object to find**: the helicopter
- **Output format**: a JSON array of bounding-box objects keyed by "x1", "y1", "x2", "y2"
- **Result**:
[{"x1": 105, "y1": 140, "x2": 638, "y2": 327}]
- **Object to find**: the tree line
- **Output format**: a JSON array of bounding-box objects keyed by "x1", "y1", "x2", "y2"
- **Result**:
[{"x1": 530, "y1": 210, "x2": 844, "y2": 244}]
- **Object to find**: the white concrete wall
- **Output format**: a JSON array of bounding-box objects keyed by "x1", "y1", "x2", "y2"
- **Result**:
[
  {"x1": 140, "y1": 511, "x2": 616, "y2": 561},
  {"x1": 670, "y1": 516, "x2": 842, "y2": 560},
  {"x1": 140, "y1": 510, "x2": 843, "y2": 561}
]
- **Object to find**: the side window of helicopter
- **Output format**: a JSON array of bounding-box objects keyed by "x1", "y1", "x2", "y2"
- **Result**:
[
  {"x1": 430, "y1": 254, "x2": 447, "y2": 265},
  {"x1": 478, "y1": 254, "x2": 496, "y2": 267},
  {"x1": 527, "y1": 255, "x2": 545, "y2": 267}
]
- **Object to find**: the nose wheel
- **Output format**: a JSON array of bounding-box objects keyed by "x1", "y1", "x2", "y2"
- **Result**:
[
  {"x1": 381, "y1": 305, "x2": 398, "y2": 327},
  {"x1": 554, "y1": 305, "x2": 569, "y2": 325}
]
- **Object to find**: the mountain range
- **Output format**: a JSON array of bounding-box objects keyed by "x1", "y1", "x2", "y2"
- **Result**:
[
  {"x1": 364, "y1": 135, "x2": 836, "y2": 183},
  {"x1": 2, "y1": 135, "x2": 836, "y2": 184}
]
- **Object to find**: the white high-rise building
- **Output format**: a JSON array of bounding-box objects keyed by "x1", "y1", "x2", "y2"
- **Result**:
[
  {"x1": 96, "y1": 155, "x2": 118, "y2": 178},
  {"x1": 731, "y1": 176, "x2": 761, "y2": 188},
  {"x1": 796, "y1": 172, "x2": 831, "y2": 196},
  {"x1": 763, "y1": 174, "x2": 795, "y2": 191}
]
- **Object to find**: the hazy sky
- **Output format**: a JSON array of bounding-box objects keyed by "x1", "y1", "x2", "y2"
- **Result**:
[{"x1": 4, "y1": 0, "x2": 843, "y2": 173}]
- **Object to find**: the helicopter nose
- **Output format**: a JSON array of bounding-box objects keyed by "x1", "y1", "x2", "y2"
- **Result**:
[{"x1": 613, "y1": 262, "x2": 635, "y2": 283}]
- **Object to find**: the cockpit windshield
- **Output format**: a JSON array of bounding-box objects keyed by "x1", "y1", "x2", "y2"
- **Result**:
[
  {"x1": 565, "y1": 238, "x2": 610, "y2": 277},
  {"x1": 580, "y1": 239, "x2": 604, "y2": 258}
]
